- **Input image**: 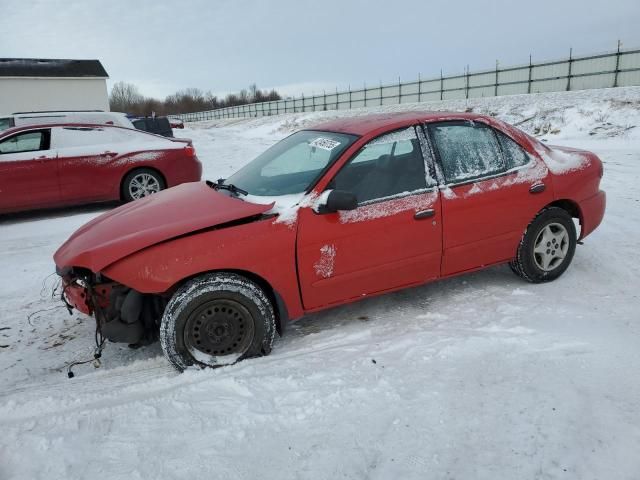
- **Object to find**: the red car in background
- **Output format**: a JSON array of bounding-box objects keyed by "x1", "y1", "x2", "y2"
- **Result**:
[
  {"x1": 169, "y1": 118, "x2": 185, "y2": 129},
  {"x1": 54, "y1": 112, "x2": 605, "y2": 371},
  {"x1": 0, "y1": 124, "x2": 202, "y2": 214}
]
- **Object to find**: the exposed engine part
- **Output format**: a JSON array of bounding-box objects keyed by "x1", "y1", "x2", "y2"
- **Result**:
[
  {"x1": 100, "y1": 286, "x2": 167, "y2": 345},
  {"x1": 61, "y1": 269, "x2": 168, "y2": 347}
]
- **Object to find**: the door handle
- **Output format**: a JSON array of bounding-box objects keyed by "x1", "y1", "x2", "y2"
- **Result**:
[
  {"x1": 101, "y1": 151, "x2": 118, "y2": 157},
  {"x1": 529, "y1": 183, "x2": 546, "y2": 194},
  {"x1": 414, "y1": 209, "x2": 435, "y2": 220}
]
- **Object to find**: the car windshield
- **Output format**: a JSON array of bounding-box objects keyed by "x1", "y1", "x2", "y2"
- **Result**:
[{"x1": 225, "y1": 130, "x2": 358, "y2": 196}]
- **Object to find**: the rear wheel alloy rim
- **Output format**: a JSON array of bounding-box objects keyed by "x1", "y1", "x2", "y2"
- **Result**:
[
  {"x1": 184, "y1": 299, "x2": 255, "y2": 365},
  {"x1": 129, "y1": 173, "x2": 160, "y2": 199},
  {"x1": 533, "y1": 222, "x2": 570, "y2": 272}
]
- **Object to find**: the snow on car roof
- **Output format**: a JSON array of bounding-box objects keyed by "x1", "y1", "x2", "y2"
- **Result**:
[
  {"x1": 0, "y1": 122, "x2": 177, "y2": 141},
  {"x1": 308, "y1": 111, "x2": 490, "y2": 136}
]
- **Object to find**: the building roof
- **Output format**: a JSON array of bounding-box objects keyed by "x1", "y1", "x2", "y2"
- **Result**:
[{"x1": 0, "y1": 58, "x2": 108, "y2": 78}]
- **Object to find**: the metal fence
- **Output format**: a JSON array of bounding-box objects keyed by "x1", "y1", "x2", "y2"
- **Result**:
[{"x1": 173, "y1": 44, "x2": 640, "y2": 122}]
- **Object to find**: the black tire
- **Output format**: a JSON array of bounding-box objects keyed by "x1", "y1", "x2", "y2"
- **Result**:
[
  {"x1": 510, "y1": 207, "x2": 577, "y2": 283},
  {"x1": 160, "y1": 273, "x2": 276, "y2": 371},
  {"x1": 121, "y1": 168, "x2": 166, "y2": 202}
]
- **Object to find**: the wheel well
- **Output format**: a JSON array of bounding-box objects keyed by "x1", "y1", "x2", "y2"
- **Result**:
[
  {"x1": 546, "y1": 199, "x2": 583, "y2": 236},
  {"x1": 170, "y1": 269, "x2": 289, "y2": 336},
  {"x1": 119, "y1": 167, "x2": 167, "y2": 201}
]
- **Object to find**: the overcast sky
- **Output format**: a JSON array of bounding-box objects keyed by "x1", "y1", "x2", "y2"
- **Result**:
[{"x1": 2, "y1": 0, "x2": 639, "y2": 99}]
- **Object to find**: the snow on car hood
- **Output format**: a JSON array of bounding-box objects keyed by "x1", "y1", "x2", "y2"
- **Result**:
[{"x1": 54, "y1": 182, "x2": 274, "y2": 272}]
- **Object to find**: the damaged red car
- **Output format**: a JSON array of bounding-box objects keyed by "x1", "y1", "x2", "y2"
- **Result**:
[{"x1": 54, "y1": 112, "x2": 606, "y2": 371}]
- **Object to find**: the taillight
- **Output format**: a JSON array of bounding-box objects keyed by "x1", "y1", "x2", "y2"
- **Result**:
[{"x1": 184, "y1": 145, "x2": 195, "y2": 157}]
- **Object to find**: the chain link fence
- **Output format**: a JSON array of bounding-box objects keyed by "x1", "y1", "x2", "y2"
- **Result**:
[{"x1": 172, "y1": 44, "x2": 640, "y2": 122}]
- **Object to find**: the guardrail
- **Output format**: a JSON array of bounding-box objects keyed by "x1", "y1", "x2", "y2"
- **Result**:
[{"x1": 172, "y1": 44, "x2": 640, "y2": 122}]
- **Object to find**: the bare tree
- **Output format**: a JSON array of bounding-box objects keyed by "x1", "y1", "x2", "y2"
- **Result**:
[
  {"x1": 248, "y1": 83, "x2": 258, "y2": 102},
  {"x1": 109, "y1": 82, "x2": 281, "y2": 116},
  {"x1": 109, "y1": 82, "x2": 144, "y2": 112}
]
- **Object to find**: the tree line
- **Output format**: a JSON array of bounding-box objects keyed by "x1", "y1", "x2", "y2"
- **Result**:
[{"x1": 109, "y1": 82, "x2": 282, "y2": 116}]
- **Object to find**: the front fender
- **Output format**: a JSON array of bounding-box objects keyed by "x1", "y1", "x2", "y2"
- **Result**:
[{"x1": 101, "y1": 217, "x2": 304, "y2": 320}]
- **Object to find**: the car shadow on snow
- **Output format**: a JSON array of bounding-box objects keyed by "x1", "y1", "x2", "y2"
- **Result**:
[
  {"x1": 73, "y1": 264, "x2": 522, "y2": 378},
  {"x1": 66, "y1": 264, "x2": 523, "y2": 377},
  {"x1": 282, "y1": 263, "x2": 522, "y2": 344}
]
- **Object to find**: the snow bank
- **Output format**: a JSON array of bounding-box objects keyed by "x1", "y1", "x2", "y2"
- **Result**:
[{"x1": 186, "y1": 86, "x2": 640, "y2": 146}]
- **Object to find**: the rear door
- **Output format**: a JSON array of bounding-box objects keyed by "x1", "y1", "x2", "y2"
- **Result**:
[
  {"x1": 426, "y1": 121, "x2": 553, "y2": 275},
  {"x1": 52, "y1": 126, "x2": 120, "y2": 202},
  {"x1": 296, "y1": 127, "x2": 443, "y2": 310},
  {"x1": 0, "y1": 128, "x2": 59, "y2": 211}
]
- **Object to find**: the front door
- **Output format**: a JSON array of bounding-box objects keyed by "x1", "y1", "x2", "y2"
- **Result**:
[
  {"x1": 297, "y1": 126, "x2": 442, "y2": 311},
  {"x1": 0, "y1": 128, "x2": 59, "y2": 212}
]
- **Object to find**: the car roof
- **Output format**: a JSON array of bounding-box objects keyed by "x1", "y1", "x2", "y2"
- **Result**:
[
  {"x1": 7, "y1": 111, "x2": 127, "y2": 118},
  {"x1": 308, "y1": 111, "x2": 490, "y2": 136},
  {"x1": 0, "y1": 122, "x2": 150, "y2": 138}
]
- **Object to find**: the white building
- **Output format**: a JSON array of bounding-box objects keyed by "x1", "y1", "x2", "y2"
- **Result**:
[{"x1": 0, "y1": 58, "x2": 109, "y2": 115}]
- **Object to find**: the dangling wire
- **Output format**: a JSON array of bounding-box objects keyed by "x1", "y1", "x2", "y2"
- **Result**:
[
  {"x1": 65, "y1": 282, "x2": 107, "y2": 379},
  {"x1": 39, "y1": 272, "x2": 59, "y2": 299},
  {"x1": 27, "y1": 305, "x2": 67, "y2": 327}
]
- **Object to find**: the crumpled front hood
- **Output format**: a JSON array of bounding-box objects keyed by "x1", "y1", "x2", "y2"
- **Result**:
[{"x1": 54, "y1": 182, "x2": 274, "y2": 272}]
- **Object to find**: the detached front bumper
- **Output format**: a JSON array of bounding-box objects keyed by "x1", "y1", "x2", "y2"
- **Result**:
[
  {"x1": 61, "y1": 277, "x2": 115, "y2": 316},
  {"x1": 63, "y1": 280, "x2": 91, "y2": 315}
]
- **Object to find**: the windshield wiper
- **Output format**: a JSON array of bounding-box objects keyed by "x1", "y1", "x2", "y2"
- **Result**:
[{"x1": 207, "y1": 179, "x2": 248, "y2": 196}]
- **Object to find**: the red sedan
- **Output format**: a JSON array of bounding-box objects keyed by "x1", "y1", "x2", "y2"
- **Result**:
[
  {"x1": 0, "y1": 123, "x2": 202, "y2": 214},
  {"x1": 54, "y1": 112, "x2": 606, "y2": 371}
]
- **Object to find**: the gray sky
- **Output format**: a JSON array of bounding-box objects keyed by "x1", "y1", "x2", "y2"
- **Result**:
[{"x1": 2, "y1": 0, "x2": 639, "y2": 99}]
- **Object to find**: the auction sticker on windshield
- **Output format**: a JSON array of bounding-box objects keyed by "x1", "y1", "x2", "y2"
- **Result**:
[{"x1": 309, "y1": 137, "x2": 341, "y2": 151}]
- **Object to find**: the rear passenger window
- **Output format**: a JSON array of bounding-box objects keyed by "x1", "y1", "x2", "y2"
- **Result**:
[
  {"x1": 497, "y1": 132, "x2": 531, "y2": 169},
  {"x1": 430, "y1": 123, "x2": 504, "y2": 183},
  {"x1": 133, "y1": 120, "x2": 147, "y2": 131},
  {"x1": 54, "y1": 127, "x2": 112, "y2": 148}
]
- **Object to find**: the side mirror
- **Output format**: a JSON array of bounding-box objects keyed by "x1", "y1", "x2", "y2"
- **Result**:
[{"x1": 318, "y1": 189, "x2": 358, "y2": 213}]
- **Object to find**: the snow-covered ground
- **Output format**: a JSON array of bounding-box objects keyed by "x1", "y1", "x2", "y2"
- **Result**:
[{"x1": 1, "y1": 87, "x2": 640, "y2": 479}]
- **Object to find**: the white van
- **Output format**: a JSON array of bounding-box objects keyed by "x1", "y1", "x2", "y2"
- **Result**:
[{"x1": 0, "y1": 111, "x2": 134, "y2": 132}]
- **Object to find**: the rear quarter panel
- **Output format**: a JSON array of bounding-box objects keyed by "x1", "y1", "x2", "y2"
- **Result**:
[
  {"x1": 542, "y1": 145, "x2": 605, "y2": 238},
  {"x1": 547, "y1": 148, "x2": 602, "y2": 202},
  {"x1": 107, "y1": 148, "x2": 202, "y2": 198}
]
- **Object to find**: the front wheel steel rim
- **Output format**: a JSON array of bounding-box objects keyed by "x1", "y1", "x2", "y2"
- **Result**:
[
  {"x1": 184, "y1": 299, "x2": 255, "y2": 365},
  {"x1": 533, "y1": 222, "x2": 570, "y2": 272},
  {"x1": 129, "y1": 173, "x2": 160, "y2": 199}
]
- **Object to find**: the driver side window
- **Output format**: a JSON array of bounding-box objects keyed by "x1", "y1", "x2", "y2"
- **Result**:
[
  {"x1": 0, "y1": 129, "x2": 50, "y2": 155},
  {"x1": 330, "y1": 127, "x2": 430, "y2": 204}
]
